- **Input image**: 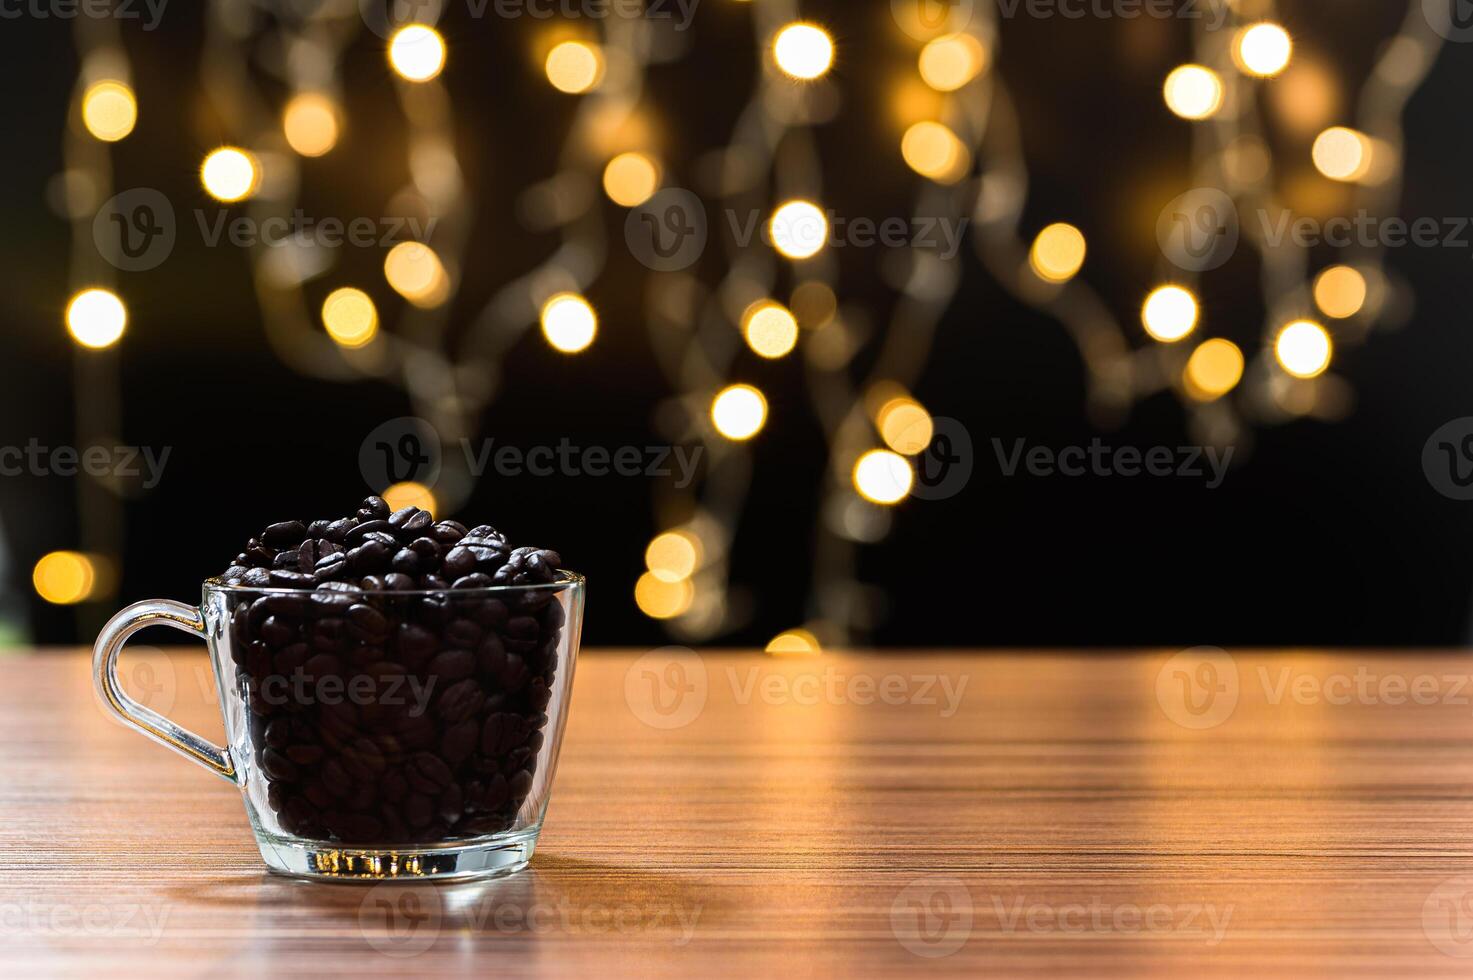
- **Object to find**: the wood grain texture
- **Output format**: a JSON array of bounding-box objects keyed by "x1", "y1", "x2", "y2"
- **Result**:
[{"x1": 3, "y1": 648, "x2": 1473, "y2": 977}]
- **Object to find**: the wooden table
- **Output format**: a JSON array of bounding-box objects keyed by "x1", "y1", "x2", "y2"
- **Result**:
[{"x1": 4, "y1": 648, "x2": 1473, "y2": 976}]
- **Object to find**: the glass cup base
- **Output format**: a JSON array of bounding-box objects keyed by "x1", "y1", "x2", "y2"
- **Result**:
[{"x1": 253, "y1": 827, "x2": 540, "y2": 882}]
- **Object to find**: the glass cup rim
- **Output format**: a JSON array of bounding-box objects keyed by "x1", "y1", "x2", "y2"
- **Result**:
[{"x1": 202, "y1": 568, "x2": 584, "y2": 598}]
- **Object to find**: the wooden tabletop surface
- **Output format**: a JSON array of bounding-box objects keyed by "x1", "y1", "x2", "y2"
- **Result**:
[{"x1": 4, "y1": 647, "x2": 1473, "y2": 976}]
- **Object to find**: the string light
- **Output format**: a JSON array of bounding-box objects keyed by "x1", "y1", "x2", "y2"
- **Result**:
[
  {"x1": 81, "y1": 80, "x2": 137, "y2": 142},
  {"x1": 321, "y1": 287, "x2": 378, "y2": 349},
  {"x1": 918, "y1": 34, "x2": 986, "y2": 92},
  {"x1": 282, "y1": 92, "x2": 340, "y2": 157},
  {"x1": 1275, "y1": 320, "x2": 1333, "y2": 379},
  {"x1": 383, "y1": 242, "x2": 450, "y2": 308},
  {"x1": 33, "y1": 551, "x2": 97, "y2": 605},
  {"x1": 1028, "y1": 223, "x2": 1086, "y2": 283},
  {"x1": 772, "y1": 23, "x2": 834, "y2": 80},
  {"x1": 1314, "y1": 265, "x2": 1368, "y2": 319},
  {"x1": 545, "y1": 41, "x2": 604, "y2": 94},
  {"x1": 382, "y1": 481, "x2": 437, "y2": 514},
  {"x1": 65, "y1": 288, "x2": 126, "y2": 349},
  {"x1": 1183, "y1": 339, "x2": 1244, "y2": 401},
  {"x1": 1140, "y1": 285, "x2": 1199, "y2": 342},
  {"x1": 1162, "y1": 65, "x2": 1223, "y2": 120},
  {"x1": 711, "y1": 384, "x2": 768, "y2": 441},
  {"x1": 389, "y1": 25, "x2": 446, "y2": 83},
  {"x1": 742, "y1": 301, "x2": 799, "y2": 359},
  {"x1": 200, "y1": 147, "x2": 260, "y2": 203},
  {"x1": 901, "y1": 121, "x2": 970, "y2": 184},
  {"x1": 853, "y1": 449, "x2": 913, "y2": 505},
  {"x1": 540, "y1": 293, "x2": 598, "y2": 353},
  {"x1": 1234, "y1": 22, "x2": 1293, "y2": 78},
  {"x1": 602, "y1": 152, "x2": 660, "y2": 207},
  {"x1": 646, "y1": 531, "x2": 701, "y2": 583}
]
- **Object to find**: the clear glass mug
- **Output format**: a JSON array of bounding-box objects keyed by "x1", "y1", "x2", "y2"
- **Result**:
[{"x1": 92, "y1": 573, "x2": 584, "y2": 881}]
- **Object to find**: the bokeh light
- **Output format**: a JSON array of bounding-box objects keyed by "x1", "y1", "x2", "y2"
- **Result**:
[
  {"x1": 33, "y1": 551, "x2": 97, "y2": 605},
  {"x1": 65, "y1": 288, "x2": 127, "y2": 349},
  {"x1": 382, "y1": 481, "x2": 437, "y2": 514},
  {"x1": 635, "y1": 571, "x2": 694, "y2": 620},
  {"x1": 711, "y1": 384, "x2": 768, "y2": 441},
  {"x1": 1141, "y1": 285, "x2": 1199, "y2": 342},
  {"x1": 877, "y1": 398, "x2": 934, "y2": 455},
  {"x1": 1029, "y1": 223, "x2": 1087, "y2": 283},
  {"x1": 383, "y1": 242, "x2": 450, "y2": 308},
  {"x1": 1234, "y1": 22, "x2": 1293, "y2": 77},
  {"x1": 901, "y1": 121, "x2": 970, "y2": 184},
  {"x1": 321, "y1": 287, "x2": 378, "y2": 349},
  {"x1": 545, "y1": 41, "x2": 604, "y2": 94},
  {"x1": 766, "y1": 629, "x2": 821, "y2": 656},
  {"x1": 1312, "y1": 126, "x2": 1373, "y2": 182},
  {"x1": 1183, "y1": 339, "x2": 1244, "y2": 401},
  {"x1": 646, "y1": 531, "x2": 701, "y2": 583},
  {"x1": 853, "y1": 449, "x2": 914, "y2": 505},
  {"x1": 540, "y1": 293, "x2": 598, "y2": 353},
  {"x1": 773, "y1": 23, "x2": 833, "y2": 80},
  {"x1": 918, "y1": 34, "x2": 986, "y2": 92},
  {"x1": 742, "y1": 301, "x2": 800, "y2": 359},
  {"x1": 282, "y1": 92, "x2": 340, "y2": 157},
  {"x1": 1314, "y1": 265, "x2": 1368, "y2": 319},
  {"x1": 602, "y1": 152, "x2": 660, "y2": 207},
  {"x1": 389, "y1": 25, "x2": 446, "y2": 82},
  {"x1": 1275, "y1": 320, "x2": 1333, "y2": 379},
  {"x1": 769, "y1": 200, "x2": 828, "y2": 260},
  {"x1": 1162, "y1": 65, "x2": 1223, "y2": 120},
  {"x1": 81, "y1": 80, "x2": 137, "y2": 142},
  {"x1": 200, "y1": 147, "x2": 260, "y2": 203}
]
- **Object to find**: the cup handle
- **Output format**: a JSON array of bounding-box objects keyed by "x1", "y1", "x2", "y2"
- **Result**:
[{"x1": 93, "y1": 599, "x2": 237, "y2": 783}]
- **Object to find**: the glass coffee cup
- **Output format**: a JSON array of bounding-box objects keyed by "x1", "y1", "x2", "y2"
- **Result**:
[{"x1": 93, "y1": 573, "x2": 583, "y2": 881}]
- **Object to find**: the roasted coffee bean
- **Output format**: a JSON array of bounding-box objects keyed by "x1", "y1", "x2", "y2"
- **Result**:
[
  {"x1": 431, "y1": 520, "x2": 467, "y2": 543},
  {"x1": 269, "y1": 569, "x2": 316, "y2": 588},
  {"x1": 442, "y1": 546, "x2": 476, "y2": 579},
  {"x1": 385, "y1": 572, "x2": 417, "y2": 591},
  {"x1": 347, "y1": 603, "x2": 388, "y2": 641},
  {"x1": 405, "y1": 792, "x2": 433, "y2": 828},
  {"x1": 286, "y1": 743, "x2": 324, "y2": 766},
  {"x1": 324, "y1": 518, "x2": 357, "y2": 542},
  {"x1": 362, "y1": 495, "x2": 391, "y2": 519},
  {"x1": 259, "y1": 615, "x2": 296, "y2": 647},
  {"x1": 409, "y1": 537, "x2": 441, "y2": 562},
  {"x1": 272, "y1": 550, "x2": 300, "y2": 570},
  {"x1": 439, "y1": 719, "x2": 478, "y2": 765},
  {"x1": 463, "y1": 525, "x2": 508, "y2": 548},
  {"x1": 402, "y1": 510, "x2": 433, "y2": 535},
  {"x1": 427, "y1": 648, "x2": 475, "y2": 682},
  {"x1": 445, "y1": 618, "x2": 484, "y2": 648},
  {"x1": 436, "y1": 678, "x2": 482, "y2": 723},
  {"x1": 241, "y1": 567, "x2": 272, "y2": 587},
  {"x1": 262, "y1": 748, "x2": 300, "y2": 782},
  {"x1": 363, "y1": 530, "x2": 399, "y2": 548},
  {"x1": 451, "y1": 573, "x2": 493, "y2": 590},
  {"x1": 345, "y1": 519, "x2": 392, "y2": 545},
  {"x1": 409, "y1": 751, "x2": 453, "y2": 792},
  {"x1": 262, "y1": 520, "x2": 308, "y2": 549},
  {"x1": 265, "y1": 718, "x2": 291, "y2": 749},
  {"x1": 421, "y1": 575, "x2": 449, "y2": 590},
  {"x1": 391, "y1": 548, "x2": 421, "y2": 576}
]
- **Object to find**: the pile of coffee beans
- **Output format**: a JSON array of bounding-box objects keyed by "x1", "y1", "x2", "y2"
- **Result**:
[{"x1": 217, "y1": 497, "x2": 566, "y2": 845}]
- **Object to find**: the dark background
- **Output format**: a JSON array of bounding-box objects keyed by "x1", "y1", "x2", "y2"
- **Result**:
[{"x1": 2, "y1": 1, "x2": 1471, "y2": 649}]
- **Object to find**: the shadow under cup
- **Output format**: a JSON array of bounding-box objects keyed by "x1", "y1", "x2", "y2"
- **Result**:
[{"x1": 94, "y1": 573, "x2": 584, "y2": 881}]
